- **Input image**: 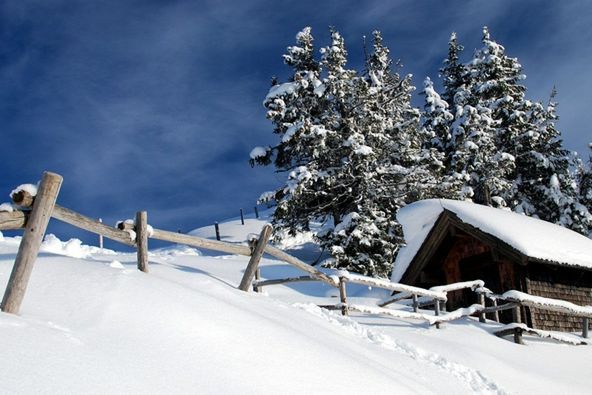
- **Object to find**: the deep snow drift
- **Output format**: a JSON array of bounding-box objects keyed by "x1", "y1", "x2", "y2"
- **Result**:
[{"x1": 1, "y1": 212, "x2": 591, "y2": 394}]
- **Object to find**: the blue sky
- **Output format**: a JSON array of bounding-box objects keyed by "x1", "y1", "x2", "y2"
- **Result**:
[{"x1": 1, "y1": 0, "x2": 591, "y2": 245}]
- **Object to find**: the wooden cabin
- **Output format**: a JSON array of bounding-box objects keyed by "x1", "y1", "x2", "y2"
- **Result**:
[{"x1": 392, "y1": 199, "x2": 592, "y2": 332}]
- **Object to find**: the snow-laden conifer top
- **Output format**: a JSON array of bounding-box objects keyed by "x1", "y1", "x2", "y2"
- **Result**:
[{"x1": 392, "y1": 199, "x2": 592, "y2": 282}]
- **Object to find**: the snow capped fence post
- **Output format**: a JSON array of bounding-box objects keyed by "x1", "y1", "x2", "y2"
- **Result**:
[
  {"x1": 1, "y1": 171, "x2": 63, "y2": 315},
  {"x1": 239, "y1": 224, "x2": 272, "y2": 292},
  {"x1": 240, "y1": 209, "x2": 245, "y2": 225},
  {"x1": 98, "y1": 218, "x2": 104, "y2": 250},
  {"x1": 136, "y1": 211, "x2": 149, "y2": 273}
]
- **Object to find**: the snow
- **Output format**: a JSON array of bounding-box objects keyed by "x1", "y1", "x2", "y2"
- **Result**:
[
  {"x1": 354, "y1": 145, "x2": 373, "y2": 156},
  {"x1": 392, "y1": 199, "x2": 592, "y2": 282},
  {"x1": 0, "y1": 202, "x2": 14, "y2": 212},
  {"x1": 1, "y1": 212, "x2": 592, "y2": 394},
  {"x1": 431, "y1": 280, "x2": 485, "y2": 293},
  {"x1": 10, "y1": 183, "x2": 38, "y2": 199},
  {"x1": 281, "y1": 122, "x2": 302, "y2": 143},
  {"x1": 502, "y1": 290, "x2": 592, "y2": 317},
  {"x1": 264, "y1": 81, "x2": 298, "y2": 102},
  {"x1": 249, "y1": 146, "x2": 268, "y2": 160},
  {"x1": 497, "y1": 323, "x2": 585, "y2": 346}
]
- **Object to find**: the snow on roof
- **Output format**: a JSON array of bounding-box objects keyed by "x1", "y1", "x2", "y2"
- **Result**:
[{"x1": 391, "y1": 199, "x2": 592, "y2": 282}]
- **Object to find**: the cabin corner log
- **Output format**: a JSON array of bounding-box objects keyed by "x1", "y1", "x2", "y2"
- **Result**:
[
  {"x1": 1, "y1": 172, "x2": 63, "y2": 314},
  {"x1": 239, "y1": 224, "x2": 272, "y2": 292},
  {"x1": 0, "y1": 211, "x2": 29, "y2": 230},
  {"x1": 136, "y1": 211, "x2": 149, "y2": 273}
]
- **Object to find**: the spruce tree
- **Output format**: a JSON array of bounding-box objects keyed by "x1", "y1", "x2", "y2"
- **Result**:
[
  {"x1": 511, "y1": 90, "x2": 592, "y2": 235},
  {"x1": 578, "y1": 144, "x2": 592, "y2": 231},
  {"x1": 253, "y1": 28, "x2": 427, "y2": 278}
]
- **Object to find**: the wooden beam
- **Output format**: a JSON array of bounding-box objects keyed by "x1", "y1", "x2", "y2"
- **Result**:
[
  {"x1": 1, "y1": 172, "x2": 63, "y2": 314},
  {"x1": 0, "y1": 211, "x2": 28, "y2": 230},
  {"x1": 52, "y1": 205, "x2": 135, "y2": 247},
  {"x1": 253, "y1": 276, "x2": 318, "y2": 288},
  {"x1": 238, "y1": 224, "x2": 272, "y2": 291},
  {"x1": 150, "y1": 228, "x2": 252, "y2": 256},
  {"x1": 136, "y1": 211, "x2": 149, "y2": 273},
  {"x1": 263, "y1": 245, "x2": 338, "y2": 287}
]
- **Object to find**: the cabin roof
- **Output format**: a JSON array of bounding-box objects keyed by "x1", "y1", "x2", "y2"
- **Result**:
[{"x1": 391, "y1": 199, "x2": 592, "y2": 283}]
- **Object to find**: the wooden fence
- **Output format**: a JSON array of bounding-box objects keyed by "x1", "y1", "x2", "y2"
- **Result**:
[
  {"x1": 0, "y1": 171, "x2": 337, "y2": 315},
  {"x1": 1, "y1": 171, "x2": 590, "y2": 346}
]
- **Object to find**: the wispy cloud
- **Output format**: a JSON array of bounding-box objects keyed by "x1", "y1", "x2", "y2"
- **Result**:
[{"x1": 0, "y1": 0, "x2": 590, "y2": 241}]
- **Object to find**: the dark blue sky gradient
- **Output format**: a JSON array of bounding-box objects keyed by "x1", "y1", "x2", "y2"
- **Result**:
[{"x1": 1, "y1": 0, "x2": 591, "y2": 246}]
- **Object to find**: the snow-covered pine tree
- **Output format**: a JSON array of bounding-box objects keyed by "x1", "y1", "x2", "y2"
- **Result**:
[
  {"x1": 253, "y1": 28, "x2": 427, "y2": 278},
  {"x1": 578, "y1": 144, "x2": 592, "y2": 233},
  {"x1": 440, "y1": 32, "x2": 465, "y2": 111},
  {"x1": 447, "y1": 27, "x2": 525, "y2": 205},
  {"x1": 420, "y1": 76, "x2": 462, "y2": 198},
  {"x1": 511, "y1": 90, "x2": 592, "y2": 235},
  {"x1": 252, "y1": 27, "x2": 331, "y2": 235},
  {"x1": 319, "y1": 30, "x2": 409, "y2": 277}
]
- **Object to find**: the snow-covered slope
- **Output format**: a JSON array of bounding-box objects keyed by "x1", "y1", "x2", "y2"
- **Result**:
[{"x1": 1, "y1": 217, "x2": 591, "y2": 394}]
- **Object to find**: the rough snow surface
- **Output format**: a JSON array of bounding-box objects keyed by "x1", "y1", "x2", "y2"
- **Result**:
[
  {"x1": 392, "y1": 199, "x2": 592, "y2": 282},
  {"x1": 41, "y1": 234, "x2": 116, "y2": 258},
  {"x1": 1, "y1": 217, "x2": 592, "y2": 394}
]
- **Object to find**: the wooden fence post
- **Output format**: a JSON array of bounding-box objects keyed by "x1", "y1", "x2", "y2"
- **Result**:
[
  {"x1": 240, "y1": 208, "x2": 245, "y2": 225},
  {"x1": 136, "y1": 211, "x2": 149, "y2": 273},
  {"x1": 238, "y1": 224, "x2": 272, "y2": 291},
  {"x1": 514, "y1": 328, "x2": 523, "y2": 345},
  {"x1": 478, "y1": 292, "x2": 486, "y2": 323},
  {"x1": 434, "y1": 300, "x2": 441, "y2": 329},
  {"x1": 254, "y1": 206, "x2": 259, "y2": 219},
  {"x1": 98, "y1": 218, "x2": 104, "y2": 250},
  {"x1": 214, "y1": 222, "x2": 220, "y2": 241},
  {"x1": 253, "y1": 267, "x2": 262, "y2": 293},
  {"x1": 583, "y1": 318, "x2": 589, "y2": 339},
  {"x1": 512, "y1": 305, "x2": 522, "y2": 324},
  {"x1": 492, "y1": 299, "x2": 500, "y2": 322},
  {"x1": 412, "y1": 294, "x2": 419, "y2": 313},
  {"x1": 1, "y1": 172, "x2": 63, "y2": 314},
  {"x1": 339, "y1": 277, "x2": 348, "y2": 316}
]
